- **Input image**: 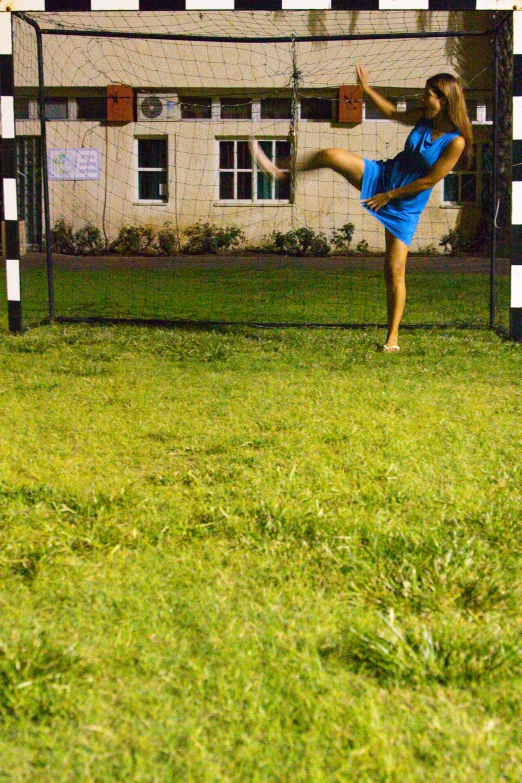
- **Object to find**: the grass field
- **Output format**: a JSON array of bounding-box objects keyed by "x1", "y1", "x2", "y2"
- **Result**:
[
  {"x1": 15, "y1": 253, "x2": 511, "y2": 330},
  {"x1": 0, "y1": 319, "x2": 520, "y2": 782}
]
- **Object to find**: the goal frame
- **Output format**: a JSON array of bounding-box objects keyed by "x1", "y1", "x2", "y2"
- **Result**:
[{"x1": 1, "y1": 1, "x2": 520, "y2": 341}]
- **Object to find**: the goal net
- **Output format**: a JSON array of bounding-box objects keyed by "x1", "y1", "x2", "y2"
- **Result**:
[{"x1": 9, "y1": 9, "x2": 507, "y2": 330}]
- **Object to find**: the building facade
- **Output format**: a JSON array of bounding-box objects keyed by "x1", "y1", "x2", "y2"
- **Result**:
[{"x1": 5, "y1": 10, "x2": 495, "y2": 253}]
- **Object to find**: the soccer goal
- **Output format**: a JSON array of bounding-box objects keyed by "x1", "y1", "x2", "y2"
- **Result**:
[{"x1": 0, "y1": 6, "x2": 518, "y2": 337}]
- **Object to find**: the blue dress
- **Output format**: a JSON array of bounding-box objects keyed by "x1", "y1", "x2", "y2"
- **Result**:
[{"x1": 360, "y1": 119, "x2": 460, "y2": 247}]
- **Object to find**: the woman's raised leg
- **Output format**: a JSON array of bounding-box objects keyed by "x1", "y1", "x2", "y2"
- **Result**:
[
  {"x1": 383, "y1": 229, "x2": 409, "y2": 349},
  {"x1": 250, "y1": 141, "x2": 365, "y2": 191},
  {"x1": 295, "y1": 148, "x2": 365, "y2": 190}
]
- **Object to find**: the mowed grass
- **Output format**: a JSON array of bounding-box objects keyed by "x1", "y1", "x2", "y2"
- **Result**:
[
  {"x1": 17, "y1": 261, "x2": 511, "y2": 328},
  {"x1": 0, "y1": 323, "x2": 521, "y2": 782}
]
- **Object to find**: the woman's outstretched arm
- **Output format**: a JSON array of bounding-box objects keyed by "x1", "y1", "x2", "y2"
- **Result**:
[{"x1": 356, "y1": 64, "x2": 424, "y2": 127}]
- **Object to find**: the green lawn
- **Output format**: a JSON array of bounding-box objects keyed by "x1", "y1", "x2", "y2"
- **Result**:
[
  {"x1": 0, "y1": 323, "x2": 520, "y2": 782},
  {"x1": 13, "y1": 255, "x2": 511, "y2": 330}
]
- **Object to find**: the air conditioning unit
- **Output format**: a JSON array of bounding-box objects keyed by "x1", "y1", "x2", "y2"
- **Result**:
[{"x1": 137, "y1": 93, "x2": 180, "y2": 121}]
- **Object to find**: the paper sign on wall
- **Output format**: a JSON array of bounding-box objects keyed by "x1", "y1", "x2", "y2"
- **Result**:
[{"x1": 48, "y1": 148, "x2": 101, "y2": 180}]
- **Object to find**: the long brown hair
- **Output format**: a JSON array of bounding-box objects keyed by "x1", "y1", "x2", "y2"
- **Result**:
[{"x1": 426, "y1": 73, "x2": 473, "y2": 169}]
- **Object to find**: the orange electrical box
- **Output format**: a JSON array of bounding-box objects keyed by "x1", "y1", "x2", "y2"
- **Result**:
[
  {"x1": 338, "y1": 85, "x2": 362, "y2": 123},
  {"x1": 107, "y1": 84, "x2": 134, "y2": 123}
]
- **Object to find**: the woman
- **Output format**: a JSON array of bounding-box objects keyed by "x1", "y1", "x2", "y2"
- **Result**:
[{"x1": 250, "y1": 66, "x2": 472, "y2": 351}]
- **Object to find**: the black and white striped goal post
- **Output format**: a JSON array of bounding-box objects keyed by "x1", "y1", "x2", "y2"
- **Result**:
[{"x1": 1, "y1": 5, "x2": 20, "y2": 332}]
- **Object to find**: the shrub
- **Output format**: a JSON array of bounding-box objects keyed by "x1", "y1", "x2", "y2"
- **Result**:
[
  {"x1": 439, "y1": 228, "x2": 471, "y2": 256},
  {"x1": 74, "y1": 223, "x2": 105, "y2": 255},
  {"x1": 355, "y1": 238, "x2": 369, "y2": 254},
  {"x1": 182, "y1": 222, "x2": 245, "y2": 254},
  {"x1": 415, "y1": 243, "x2": 438, "y2": 255},
  {"x1": 331, "y1": 222, "x2": 355, "y2": 252},
  {"x1": 50, "y1": 220, "x2": 76, "y2": 254},
  {"x1": 269, "y1": 230, "x2": 298, "y2": 256},
  {"x1": 157, "y1": 222, "x2": 179, "y2": 255},
  {"x1": 268, "y1": 227, "x2": 330, "y2": 257},
  {"x1": 111, "y1": 224, "x2": 156, "y2": 255}
]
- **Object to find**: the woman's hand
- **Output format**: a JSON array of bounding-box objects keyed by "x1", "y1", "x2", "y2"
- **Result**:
[
  {"x1": 361, "y1": 192, "x2": 391, "y2": 212},
  {"x1": 356, "y1": 64, "x2": 370, "y2": 94}
]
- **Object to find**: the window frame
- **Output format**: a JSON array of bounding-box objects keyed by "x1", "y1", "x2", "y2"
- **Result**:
[
  {"x1": 18, "y1": 93, "x2": 493, "y2": 126},
  {"x1": 299, "y1": 95, "x2": 335, "y2": 122},
  {"x1": 362, "y1": 97, "x2": 493, "y2": 126},
  {"x1": 14, "y1": 96, "x2": 31, "y2": 120},
  {"x1": 441, "y1": 142, "x2": 490, "y2": 208},
  {"x1": 77, "y1": 96, "x2": 108, "y2": 122},
  {"x1": 216, "y1": 137, "x2": 291, "y2": 205},
  {"x1": 362, "y1": 98, "x2": 404, "y2": 122},
  {"x1": 43, "y1": 97, "x2": 70, "y2": 121},
  {"x1": 134, "y1": 136, "x2": 168, "y2": 205},
  {"x1": 442, "y1": 169, "x2": 477, "y2": 206},
  {"x1": 219, "y1": 96, "x2": 253, "y2": 121},
  {"x1": 217, "y1": 139, "x2": 253, "y2": 202},
  {"x1": 173, "y1": 94, "x2": 336, "y2": 123},
  {"x1": 179, "y1": 95, "x2": 213, "y2": 121},
  {"x1": 29, "y1": 97, "x2": 76, "y2": 121},
  {"x1": 259, "y1": 96, "x2": 293, "y2": 121},
  {"x1": 471, "y1": 103, "x2": 493, "y2": 126}
]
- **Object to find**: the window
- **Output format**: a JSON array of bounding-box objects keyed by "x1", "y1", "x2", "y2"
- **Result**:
[
  {"x1": 466, "y1": 99, "x2": 480, "y2": 122},
  {"x1": 137, "y1": 138, "x2": 167, "y2": 202},
  {"x1": 180, "y1": 96, "x2": 212, "y2": 119},
  {"x1": 44, "y1": 98, "x2": 68, "y2": 120},
  {"x1": 218, "y1": 139, "x2": 290, "y2": 202},
  {"x1": 14, "y1": 97, "x2": 30, "y2": 120},
  {"x1": 405, "y1": 98, "x2": 423, "y2": 112},
  {"x1": 261, "y1": 97, "x2": 292, "y2": 120},
  {"x1": 443, "y1": 143, "x2": 490, "y2": 205},
  {"x1": 219, "y1": 140, "x2": 252, "y2": 200},
  {"x1": 482, "y1": 102, "x2": 493, "y2": 123},
  {"x1": 363, "y1": 98, "x2": 399, "y2": 120},
  {"x1": 77, "y1": 97, "x2": 107, "y2": 121},
  {"x1": 300, "y1": 96, "x2": 333, "y2": 121},
  {"x1": 443, "y1": 170, "x2": 476, "y2": 204},
  {"x1": 474, "y1": 101, "x2": 493, "y2": 124},
  {"x1": 220, "y1": 97, "x2": 252, "y2": 120},
  {"x1": 256, "y1": 141, "x2": 290, "y2": 200}
]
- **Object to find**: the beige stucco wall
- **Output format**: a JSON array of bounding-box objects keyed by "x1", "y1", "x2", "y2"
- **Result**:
[
  {"x1": 10, "y1": 10, "x2": 494, "y2": 252},
  {"x1": 11, "y1": 115, "x2": 487, "y2": 253},
  {"x1": 14, "y1": 11, "x2": 494, "y2": 91}
]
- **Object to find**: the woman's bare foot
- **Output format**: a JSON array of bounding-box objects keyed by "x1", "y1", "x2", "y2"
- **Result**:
[{"x1": 249, "y1": 138, "x2": 288, "y2": 181}]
